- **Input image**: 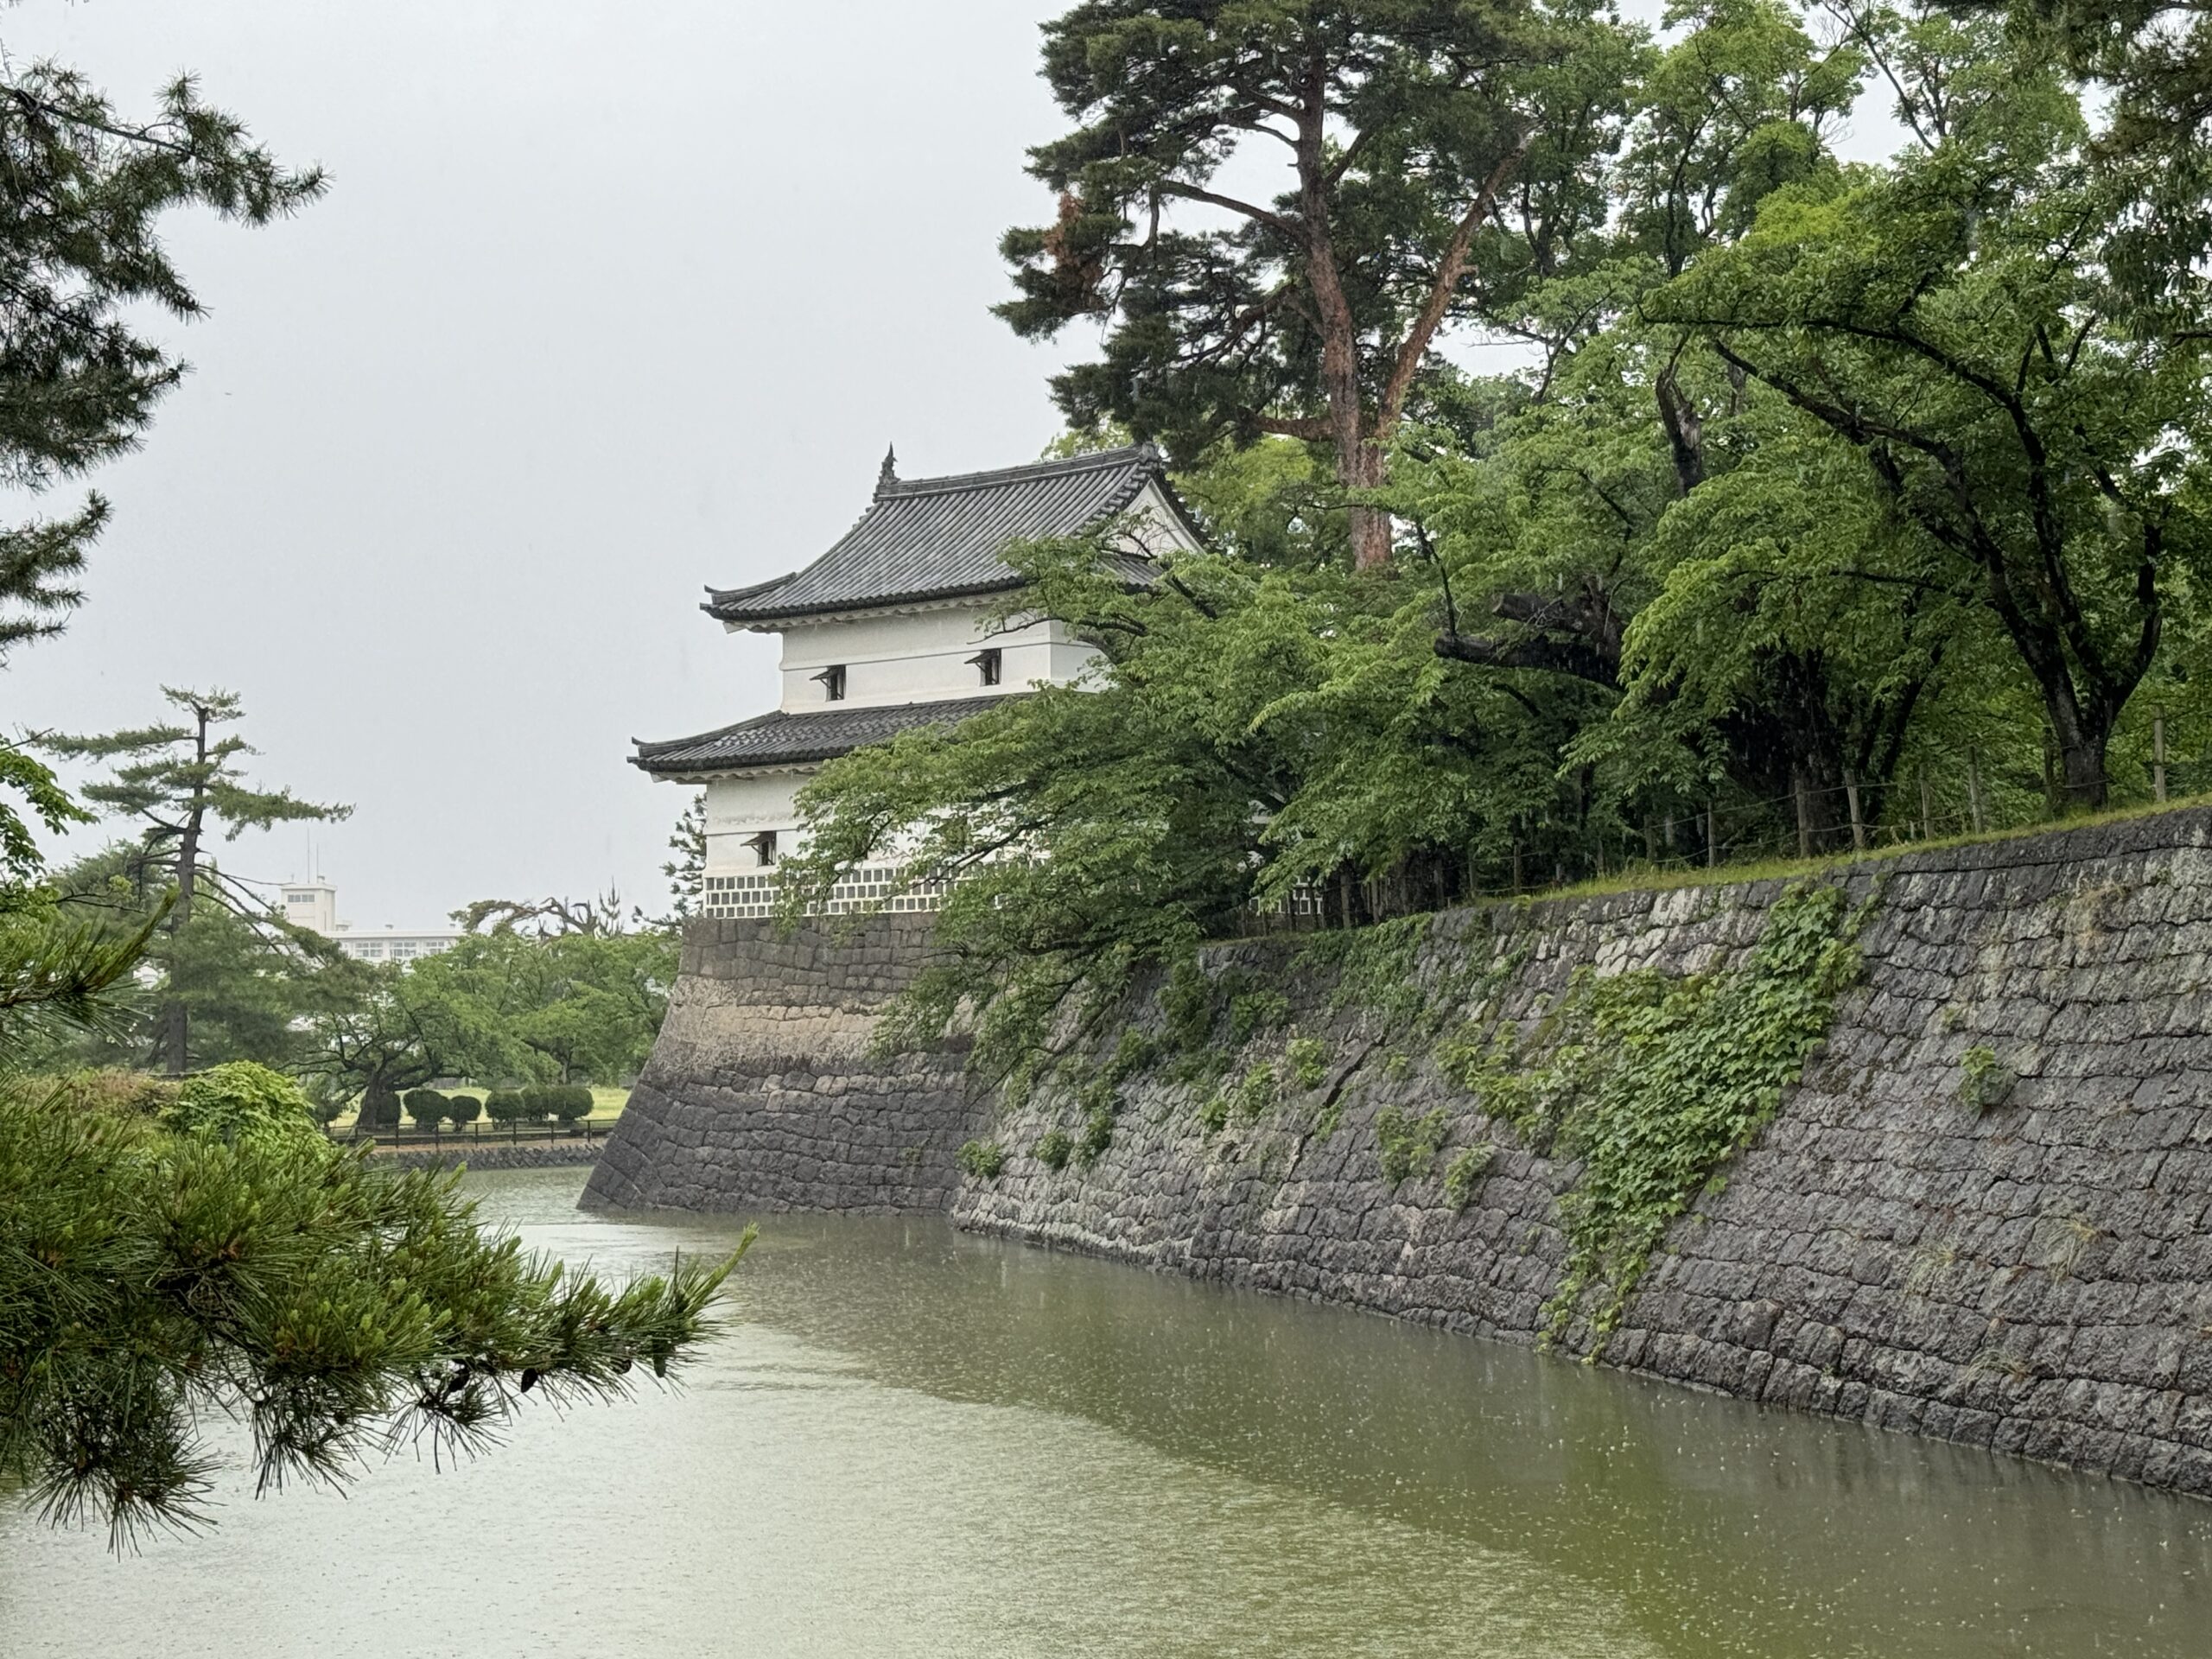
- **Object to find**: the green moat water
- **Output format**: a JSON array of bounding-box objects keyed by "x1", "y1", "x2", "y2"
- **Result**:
[{"x1": 5, "y1": 1166, "x2": 2209, "y2": 1657}]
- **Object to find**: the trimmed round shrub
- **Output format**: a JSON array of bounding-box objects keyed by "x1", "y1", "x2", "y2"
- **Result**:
[
  {"x1": 483, "y1": 1090, "x2": 525, "y2": 1125},
  {"x1": 402, "y1": 1088, "x2": 448, "y2": 1130},
  {"x1": 445, "y1": 1093, "x2": 483, "y2": 1129},
  {"x1": 548, "y1": 1084, "x2": 594, "y2": 1125},
  {"x1": 516, "y1": 1086, "x2": 556, "y2": 1123}
]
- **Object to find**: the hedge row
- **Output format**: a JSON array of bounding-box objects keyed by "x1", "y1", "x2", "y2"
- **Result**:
[
  {"x1": 483, "y1": 1084, "x2": 595, "y2": 1126},
  {"x1": 393, "y1": 1084, "x2": 594, "y2": 1129}
]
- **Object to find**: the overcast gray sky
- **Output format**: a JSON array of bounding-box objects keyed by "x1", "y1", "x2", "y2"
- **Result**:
[
  {"x1": 2, "y1": 0, "x2": 1086, "y2": 929},
  {"x1": 2, "y1": 2, "x2": 1905, "y2": 930}
]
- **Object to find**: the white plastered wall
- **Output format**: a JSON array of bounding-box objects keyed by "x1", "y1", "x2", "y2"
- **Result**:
[
  {"x1": 694, "y1": 474, "x2": 1205, "y2": 885},
  {"x1": 702, "y1": 770, "x2": 810, "y2": 878},
  {"x1": 774, "y1": 604, "x2": 1065, "y2": 711}
]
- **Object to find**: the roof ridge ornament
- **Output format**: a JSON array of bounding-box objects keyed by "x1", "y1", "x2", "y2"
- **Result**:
[{"x1": 876, "y1": 443, "x2": 898, "y2": 497}]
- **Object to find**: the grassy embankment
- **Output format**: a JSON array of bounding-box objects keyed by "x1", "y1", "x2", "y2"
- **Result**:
[{"x1": 1516, "y1": 790, "x2": 2212, "y2": 910}]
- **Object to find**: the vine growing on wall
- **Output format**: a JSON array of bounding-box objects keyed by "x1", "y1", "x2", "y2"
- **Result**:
[{"x1": 1437, "y1": 881, "x2": 1868, "y2": 1345}]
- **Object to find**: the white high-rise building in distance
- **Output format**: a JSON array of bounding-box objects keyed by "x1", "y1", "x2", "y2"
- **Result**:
[{"x1": 276, "y1": 877, "x2": 462, "y2": 963}]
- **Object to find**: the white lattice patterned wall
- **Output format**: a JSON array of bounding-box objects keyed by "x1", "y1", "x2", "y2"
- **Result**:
[{"x1": 699, "y1": 866, "x2": 950, "y2": 920}]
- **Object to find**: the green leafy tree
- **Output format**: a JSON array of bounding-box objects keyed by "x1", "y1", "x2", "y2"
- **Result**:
[
  {"x1": 358, "y1": 1082, "x2": 401, "y2": 1132},
  {"x1": 548, "y1": 1084, "x2": 594, "y2": 1126},
  {"x1": 998, "y1": 0, "x2": 1643, "y2": 567},
  {"x1": 1615, "y1": 0, "x2": 1862, "y2": 278},
  {"x1": 1410, "y1": 0, "x2": 1923, "y2": 840},
  {"x1": 321, "y1": 926, "x2": 676, "y2": 1091},
  {"x1": 296, "y1": 949, "x2": 485, "y2": 1123},
  {"x1": 1647, "y1": 10, "x2": 2212, "y2": 802},
  {"x1": 1967, "y1": 0, "x2": 2212, "y2": 298},
  {"x1": 781, "y1": 495, "x2": 1585, "y2": 1079},
  {"x1": 791, "y1": 0, "x2": 2212, "y2": 1088},
  {"x1": 45, "y1": 690, "x2": 348, "y2": 1071},
  {"x1": 166, "y1": 1060, "x2": 325, "y2": 1147}
]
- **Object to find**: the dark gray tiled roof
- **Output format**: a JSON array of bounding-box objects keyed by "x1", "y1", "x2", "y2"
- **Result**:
[
  {"x1": 705, "y1": 444, "x2": 1189, "y2": 625},
  {"x1": 632, "y1": 694, "x2": 1020, "y2": 778}
]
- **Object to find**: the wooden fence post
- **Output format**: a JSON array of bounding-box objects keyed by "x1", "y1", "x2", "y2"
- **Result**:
[
  {"x1": 1706, "y1": 800, "x2": 1718, "y2": 869},
  {"x1": 1967, "y1": 747, "x2": 1986, "y2": 834},
  {"x1": 1844, "y1": 766, "x2": 1866, "y2": 852},
  {"x1": 1793, "y1": 768, "x2": 1812, "y2": 859},
  {"x1": 2155, "y1": 712, "x2": 2169, "y2": 803},
  {"x1": 1919, "y1": 769, "x2": 1933, "y2": 840}
]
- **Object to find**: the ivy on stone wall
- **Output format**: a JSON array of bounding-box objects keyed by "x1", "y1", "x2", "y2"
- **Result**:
[
  {"x1": 1438, "y1": 881, "x2": 1868, "y2": 1344},
  {"x1": 1375, "y1": 1106, "x2": 1451, "y2": 1185},
  {"x1": 1300, "y1": 915, "x2": 1436, "y2": 1033}
]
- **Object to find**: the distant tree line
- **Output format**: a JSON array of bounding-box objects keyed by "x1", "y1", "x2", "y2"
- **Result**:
[{"x1": 25, "y1": 692, "x2": 677, "y2": 1109}]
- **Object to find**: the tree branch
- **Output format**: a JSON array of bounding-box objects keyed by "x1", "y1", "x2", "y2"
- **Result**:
[
  {"x1": 1376, "y1": 130, "x2": 1536, "y2": 428},
  {"x1": 1156, "y1": 180, "x2": 1299, "y2": 236}
]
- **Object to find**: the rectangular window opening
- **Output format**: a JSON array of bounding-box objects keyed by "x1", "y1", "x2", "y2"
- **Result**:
[
  {"x1": 969, "y1": 647, "x2": 1002, "y2": 687},
  {"x1": 814, "y1": 664, "x2": 847, "y2": 702}
]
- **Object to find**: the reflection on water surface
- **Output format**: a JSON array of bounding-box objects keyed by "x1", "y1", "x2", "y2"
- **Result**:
[{"x1": 3, "y1": 1166, "x2": 2204, "y2": 1657}]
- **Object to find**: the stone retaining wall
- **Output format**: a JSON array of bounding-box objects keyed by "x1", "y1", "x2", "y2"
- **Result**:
[
  {"x1": 583, "y1": 915, "x2": 974, "y2": 1212},
  {"x1": 378, "y1": 1142, "x2": 601, "y2": 1172},
  {"x1": 596, "y1": 809, "x2": 2212, "y2": 1497}
]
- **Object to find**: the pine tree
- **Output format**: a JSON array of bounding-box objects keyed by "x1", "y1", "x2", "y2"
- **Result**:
[
  {"x1": 0, "y1": 53, "x2": 320, "y2": 867},
  {"x1": 664, "y1": 791, "x2": 707, "y2": 920},
  {"x1": 996, "y1": 0, "x2": 1641, "y2": 567},
  {"x1": 44, "y1": 690, "x2": 348, "y2": 1072},
  {"x1": 0, "y1": 1063, "x2": 742, "y2": 1548}
]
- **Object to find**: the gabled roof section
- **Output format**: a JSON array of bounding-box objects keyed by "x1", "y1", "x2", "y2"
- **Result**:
[
  {"x1": 632, "y1": 694, "x2": 1020, "y2": 779},
  {"x1": 704, "y1": 443, "x2": 1196, "y2": 626}
]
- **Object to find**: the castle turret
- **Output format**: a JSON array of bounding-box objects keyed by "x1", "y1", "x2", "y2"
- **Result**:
[{"x1": 632, "y1": 444, "x2": 1203, "y2": 918}]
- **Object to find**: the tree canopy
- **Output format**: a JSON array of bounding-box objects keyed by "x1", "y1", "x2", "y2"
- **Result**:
[
  {"x1": 44, "y1": 690, "x2": 349, "y2": 1072},
  {"x1": 999, "y1": 0, "x2": 1643, "y2": 565},
  {"x1": 791, "y1": 0, "x2": 2212, "y2": 1074}
]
